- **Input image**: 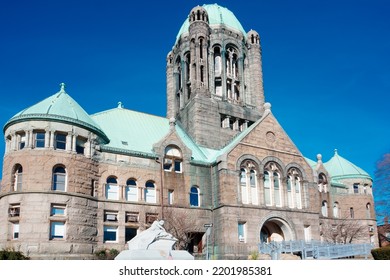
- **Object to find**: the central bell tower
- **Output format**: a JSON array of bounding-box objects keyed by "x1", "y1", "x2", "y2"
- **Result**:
[{"x1": 166, "y1": 4, "x2": 265, "y2": 149}]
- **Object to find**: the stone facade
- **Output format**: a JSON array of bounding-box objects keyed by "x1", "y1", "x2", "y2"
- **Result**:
[{"x1": 0, "y1": 4, "x2": 377, "y2": 259}]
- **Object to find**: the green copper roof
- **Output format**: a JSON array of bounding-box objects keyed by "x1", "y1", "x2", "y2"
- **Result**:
[
  {"x1": 323, "y1": 149, "x2": 371, "y2": 180},
  {"x1": 176, "y1": 4, "x2": 246, "y2": 43},
  {"x1": 304, "y1": 157, "x2": 317, "y2": 168},
  {"x1": 4, "y1": 83, "x2": 108, "y2": 142},
  {"x1": 91, "y1": 107, "x2": 218, "y2": 162}
]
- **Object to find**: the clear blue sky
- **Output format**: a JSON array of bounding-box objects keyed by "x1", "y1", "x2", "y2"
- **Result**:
[{"x1": 0, "y1": 0, "x2": 389, "y2": 181}]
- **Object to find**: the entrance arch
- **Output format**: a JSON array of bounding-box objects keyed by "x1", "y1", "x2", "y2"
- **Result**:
[{"x1": 259, "y1": 217, "x2": 294, "y2": 243}]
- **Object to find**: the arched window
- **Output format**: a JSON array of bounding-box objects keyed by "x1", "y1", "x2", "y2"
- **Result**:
[
  {"x1": 287, "y1": 176, "x2": 293, "y2": 208},
  {"x1": 294, "y1": 176, "x2": 302, "y2": 209},
  {"x1": 190, "y1": 186, "x2": 200, "y2": 207},
  {"x1": 366, "y1": 203, "x2": 371, "y2": 219},
  {"x1": 264, "y1": 171, "x2": 271, "y2": 206},
  {"x1": 264, "y1": 163, "x2": 284, "y2": 207},
  {"x1": 250, "y1": 170, "x2": 258, "y2": 205},
  {"x1": 214, "y1": 47, "x2": 222, "y2": 77},
  {"x1": 273, "y1": 172, "x2": 281, "y2": 207},
  {"x1": 287, "y1": 168, "x2": 303, "y2": 209},
  {"x1": 333, "y1": 202, "x2": 339, "y2": 218},
  {"x1": 318, "y1": 173, "x2": 327, "y2": 193},
  {"x1": 239, "y1": 162, "x2": 258, "y2": 205},
  {"x1": 240, "y1": 169, "x2": 248, "y2": 204},
  {"x1": 13, "y1": 165, "x2": 23, "y2": 192},
  {"x1": 164, "y1": 146, "x2": 182, "y2": 173},
  {"x1": 125, "y1": 179, "x2": 138, "y2": 202},
  {"x1": 145, "y1": 181, "x2": 156, "y2": 203},
  {"x1": 52, "y1": 166, "x2": 66, "y2": 191},
  {"x1": 105, "y1": 177, "x2": 119, "y2": 200},
  {"x1": 321, "y1": 201, "x2": 328, "y2": 217}
]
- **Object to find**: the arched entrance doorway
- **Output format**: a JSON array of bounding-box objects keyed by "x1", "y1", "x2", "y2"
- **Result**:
[{"x1": 260, "y1": 218, "x2": 293, "y2": 243}]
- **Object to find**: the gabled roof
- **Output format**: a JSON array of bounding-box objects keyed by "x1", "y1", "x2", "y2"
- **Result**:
[
  {"x1": 324, "y1": 149, "x2": 371, "y2": 181},
  {"x1": 91, "y1": 106, "x2": 220, "y2": 162},
  {"x1": 4, "y1": 84, "x2": 108, "y2": 142}
]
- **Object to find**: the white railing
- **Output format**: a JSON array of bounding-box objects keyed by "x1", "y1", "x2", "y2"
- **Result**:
[{"x1": 259, "y1": 240, "x2": 373, "y2": 260}]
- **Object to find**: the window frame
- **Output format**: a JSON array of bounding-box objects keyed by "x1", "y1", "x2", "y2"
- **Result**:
[
  {"x1": 105, "y1": 177, "x2": 119, "y2": 200},
  {"x1": 55, "y1": 133, "x2": 67, "y2": 150},
  {"x1": 34, "y1": 131, "x2": 45, "y2": 148},
  {"x1": 190, "y1": 186, "x2": 200, "y2": 207},
  {"x1": 103, "y1": 226, "x2": 118, "y2": 243},
  {"x1": 50, "y1": 221, "x2": 65, "y2": 240},
  {"x1": 125, "y1": 179, "x2": 138, "y2": 202},
  {"x1": 52, "y1": 166, "x2": 66, "y2": 191},
  {"x1": 144, "y1": 181, "x2": 156, "y2": 203}
]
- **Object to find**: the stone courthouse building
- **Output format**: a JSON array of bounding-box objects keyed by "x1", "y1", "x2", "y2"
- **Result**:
[{"x1": 0, "y1": 4, "x2": 377, "y2": 259}]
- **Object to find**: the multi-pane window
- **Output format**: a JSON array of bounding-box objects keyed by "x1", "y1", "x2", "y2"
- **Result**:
[
  {"x1": 286, "y1": 168, "x2": 303, "y2": 209},
  {"x1": 164, "y1": 146, "x2": 182, "y2": 173},
  {"x1": 125, "y1": 179, "x2": 138, "y2": 202},
  {"x1": 52, "y1": 166, "x2": 66, "y2": 191},
  {"x1": 190, "y1": 186, "x2": 200, "y2": 207},
  {"x1": 144, "y1": 181, "x2": 156, "y2": 203},
  {"x1": 55, "y1": 133, "x2": 67, "y2": 150},
  {"x1": 264, "y1": 163, "x2": 284, "y2": 207},
  {"x1": 105, "y1": 177, "x2": 119, "y2": 200},
  {"x1": 34, "y1": 131, "x2": 45, "y2": 148},
  {"x1": 103, "y1": 226, "x2": 118, "y2": 242},
  {"x1": 240, "y1": 164, "x2": 258, "y2": 205},
  {"x1": 50, "y1": 221, "x2": 65, "y2": 239}
]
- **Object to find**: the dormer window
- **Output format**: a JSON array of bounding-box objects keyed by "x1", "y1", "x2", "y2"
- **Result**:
[{"x1": 164, "y1": 146, "x2": 182, "y2": 173}]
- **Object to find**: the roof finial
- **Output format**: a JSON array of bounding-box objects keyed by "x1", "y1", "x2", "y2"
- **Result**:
[
  {"x1": 118, "y1": 101, "x2": 124, "y2": 109},
  {"x1": 60, "y1": 82, "x2": 66, "y2": 92},
  {"x1": 334, "y1": 149, "x2": 338, "y2": 155}
]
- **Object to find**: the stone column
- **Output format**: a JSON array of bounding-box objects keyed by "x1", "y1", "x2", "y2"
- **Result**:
[
  {"x1": 72, "y1": 134, "x2": 77, "y2": 153},
  {"x1": 27, "y1": 130, "x2": 33, "y2": 148},
  {"x1": 66, "y1": 132, "x2": 72, "y2": 152},
  {"x1": 44, "y1": 129, "x2": 50, "y2": 148},
  {"x1": 49, "y1": 130, "x2": 55, "y2": 149}
]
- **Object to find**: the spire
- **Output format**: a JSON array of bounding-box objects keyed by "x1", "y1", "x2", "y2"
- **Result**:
[{"x1": 59, "y1": 82, "x2": 66, "y2": 92}]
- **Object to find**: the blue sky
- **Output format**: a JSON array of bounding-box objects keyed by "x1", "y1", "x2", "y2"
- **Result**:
[{"x1": 0, "y1": 0, "x2": 389, "y2": 183}]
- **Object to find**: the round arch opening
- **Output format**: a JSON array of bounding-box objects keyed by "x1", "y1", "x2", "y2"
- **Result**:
[{"x1": 260, "y1": 218, "x2": 293, "y2": 243}]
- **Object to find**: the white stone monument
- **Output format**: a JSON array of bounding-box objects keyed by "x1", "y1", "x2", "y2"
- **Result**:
[{"x1": 115, "y1": 220, "x2": 194, "y2": 260}]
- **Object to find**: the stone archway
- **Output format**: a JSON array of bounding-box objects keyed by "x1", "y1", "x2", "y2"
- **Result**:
[{"x1": 260, "y1": 218, "x2": 294, "y2": 243}]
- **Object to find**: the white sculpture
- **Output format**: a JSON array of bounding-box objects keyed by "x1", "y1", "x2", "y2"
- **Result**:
[{"x1": 115, "y1": 220, "x2": 194, "y2": 260}]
